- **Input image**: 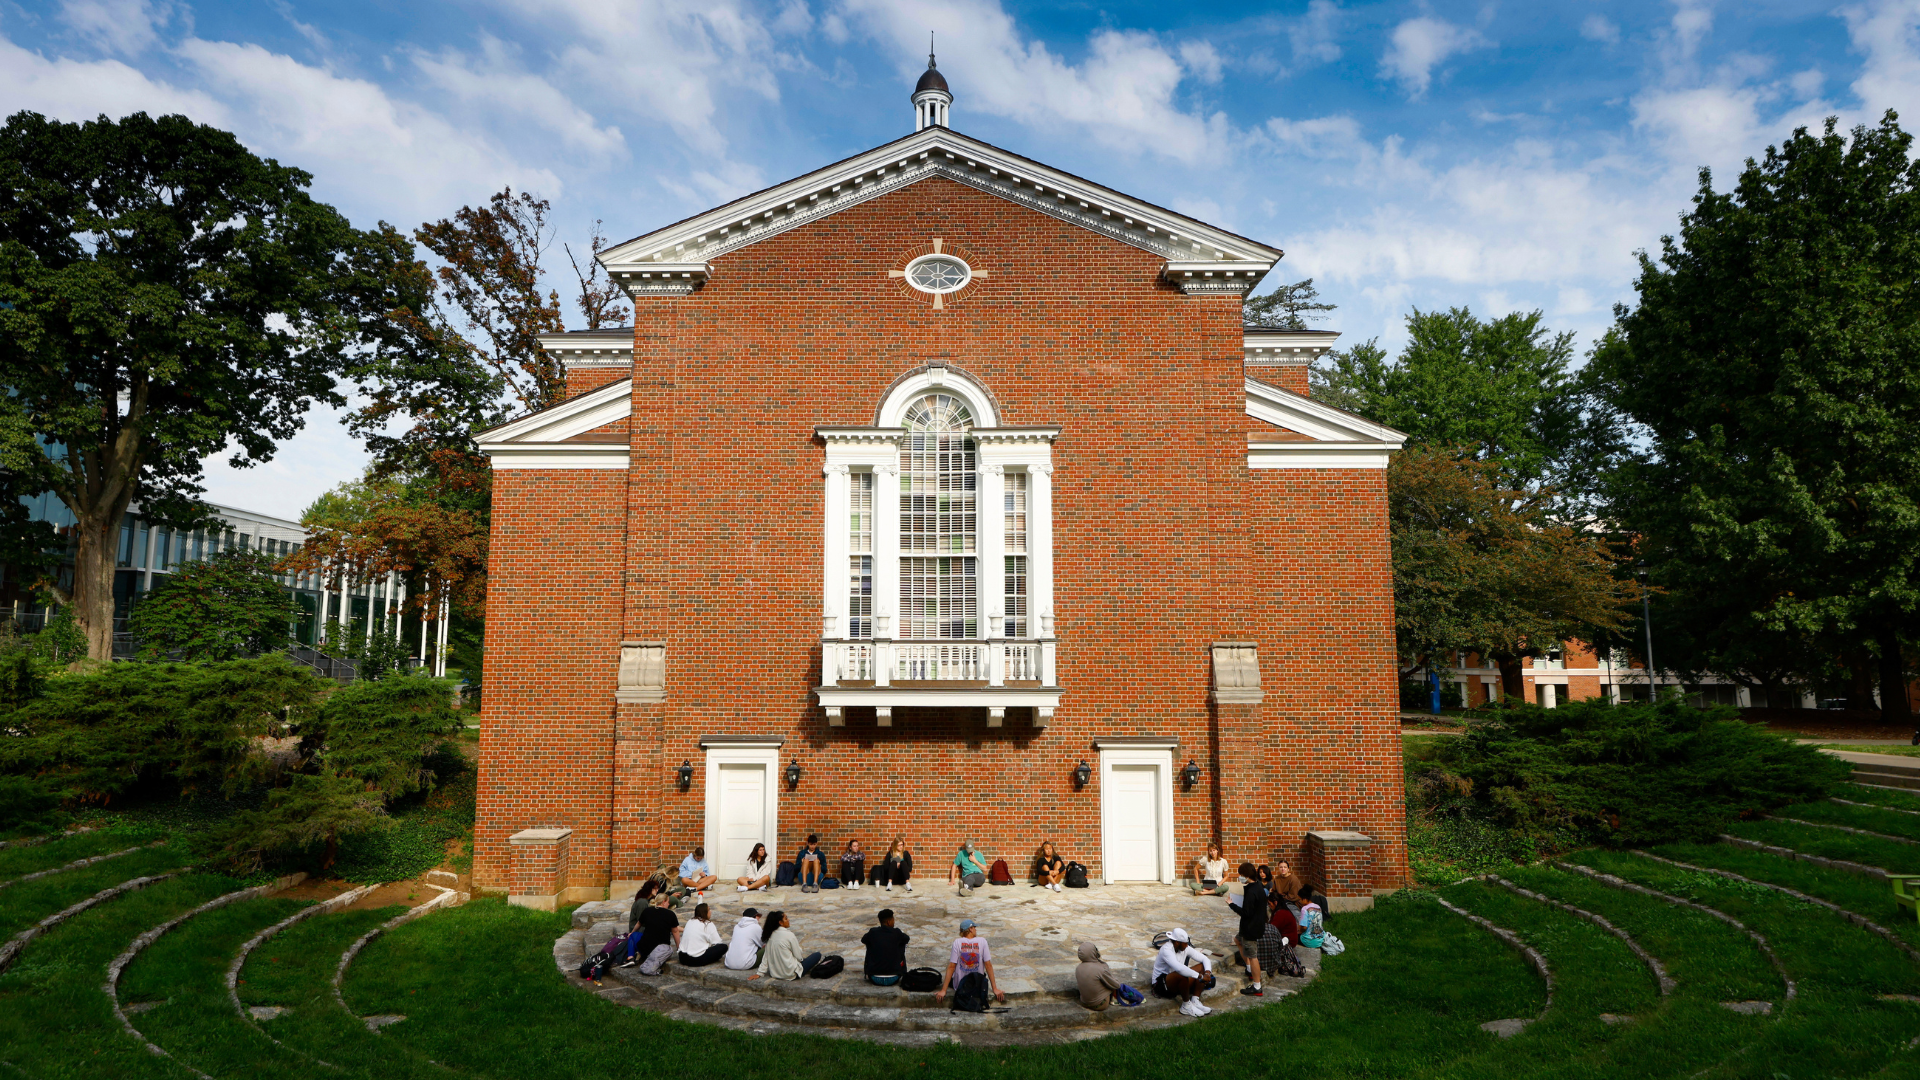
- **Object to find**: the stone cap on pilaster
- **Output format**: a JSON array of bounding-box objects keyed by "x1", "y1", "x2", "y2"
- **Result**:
[
  {"x1": 1306, "y1": 829, "x2": 1373, "y2": 849},
  {"x1": 509, "y1": 828, "x2": 574, "y2": 846}
]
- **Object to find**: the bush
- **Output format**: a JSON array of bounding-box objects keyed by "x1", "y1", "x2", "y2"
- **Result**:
[{"x1": 1408, "y1": 696, "x2": 1849, "y2": 853}]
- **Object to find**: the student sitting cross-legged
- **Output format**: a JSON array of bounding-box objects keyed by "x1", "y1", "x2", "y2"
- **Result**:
[
  {"x1": 723, "y1": 908, "x2": 763, "y2": 970},
  {"x1": 677, "y1": 902, "x2": 727, "y2": 967},
  {"x1": 736, "y1": 842, "x2": 771, "y2": 892},
  {"x1": 861, "y1": 908, "x2": 910, "y2": 985},
  {"x1": 749, "y1": 911, "x2": 822, "y2": 981},
  {"x1": 678, "y1": 846, "x2": 717, "y2": 895},
  {"x1": 1188, "y1": 844, "x2": 1230, "y2": 896},
  {"x1": 840, "y1": 839, "x2": 866, "y2": 891}
]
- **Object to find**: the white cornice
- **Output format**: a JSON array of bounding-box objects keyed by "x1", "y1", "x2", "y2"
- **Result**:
[
  {"x1": 477, "y1": 379, "x2": 633, "y2": 470},
  {"x1": 1244, "y1": 330, "x2": 1340, "y2": 366},
  {"x1": 813, "y1": 686, "x2": 1065, "y2": 709},
  {"x1": 1247, "y1": 441, "x2": 1395, "y2": 470},
  {"x1": 482, "y1": 444, "x2": 630, "y2": 470},
  {"x1": 1164, "y1": 261, "x2": 1275, "y2": 297},
  {"x1": 1244, "y1": 377, "x2": 1406, "y2": 445},
  {"x1": 538, "y1": 332, "x2": 636, "y2": 371},
  {"x1": 600, "y1": 128, "x2": 1280, "y2": 288}
]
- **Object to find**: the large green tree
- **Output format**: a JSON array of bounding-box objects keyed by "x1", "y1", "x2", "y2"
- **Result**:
[
  {"x1": 0, "y1": 111, "x2": 433, "y2": 661},
  {"x1": 1592, "y1": 112, "x2": 1920, "y2": 723},
  {"x1": 127, "y1": 549, "x2": 299, "y2": 662}
]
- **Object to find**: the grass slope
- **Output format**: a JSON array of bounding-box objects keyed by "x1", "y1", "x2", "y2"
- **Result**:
[{"x1": 0, "y1": 843, "x2": 184, "y2": 939}]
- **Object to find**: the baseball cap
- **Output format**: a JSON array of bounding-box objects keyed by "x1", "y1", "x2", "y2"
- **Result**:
[
  {"x1": 1169, "y1": 927, "x2": 1190, "y2": 943},
  {"x1": 742, "y1": 908, "x2": 760, "y2": 918},
  {"x1": 959, "y1": 919, "x2": 977, "y2": 932}
]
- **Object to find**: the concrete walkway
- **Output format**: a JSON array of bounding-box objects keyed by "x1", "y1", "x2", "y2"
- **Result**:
[{"x1": 573, "y1": 880, "x2": 1316, "y2": 998}]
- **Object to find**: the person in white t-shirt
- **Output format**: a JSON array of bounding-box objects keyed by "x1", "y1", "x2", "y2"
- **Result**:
[
  {"x1": 736, "y1": 842, "x2": 771, "y2": 892},
  {"x1": 677, "y1": 902, "x2": 727, "y2": 966},
  {"x1": 1188, "y1": 844, "x2": 1230, "y2": 896},
  {"x1": 1151, "y1": 927, "x2": 1216, "y2": 1017},
  {"x1": 723, "y1": 908, "x2": 763, "y2": 970}
]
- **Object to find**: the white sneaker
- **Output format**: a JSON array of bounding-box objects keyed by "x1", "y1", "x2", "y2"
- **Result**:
[
  {"x1": 1179, "y1": 999, "x2": 1204, "y2": 1017},
  {"x1": 885, "y1": 883, "x2": 892, "y2": 892},
  {"x1": 905, "y1": 883, "x2": 913, "y2": 892},
  {"x1": 737, "y1": 885, "x2": 747, "y2": 893},
  {"x1": 850, "y1": 881, "x2": 860, "y2": 890},
  {"x1": 959, "y1": 885, "x2": 973, "y2": 897},
  {"x1": 1196, "y1": 1001, "x2": 1213, "y2": 1015},
  {"x1": 1051, "y1": 882, "x2": 1061, "y2": 892}
]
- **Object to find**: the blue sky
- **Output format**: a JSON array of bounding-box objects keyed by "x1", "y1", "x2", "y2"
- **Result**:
[{"x1": 3, "y1": 0, "x2": 1916, "y2": 518}]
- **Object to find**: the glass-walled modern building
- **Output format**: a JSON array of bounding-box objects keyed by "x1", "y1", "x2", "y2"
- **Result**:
[{"x1": 2, "y1": 495, "x2": 441, "y2": 666}]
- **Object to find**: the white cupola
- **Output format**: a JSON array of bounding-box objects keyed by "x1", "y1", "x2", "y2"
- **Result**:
[{"x1": 911, "y1": 44, "x2": 952, "y2": 131}]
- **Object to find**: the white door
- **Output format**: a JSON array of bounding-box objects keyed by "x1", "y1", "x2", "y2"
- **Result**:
[
  {"x1": 714, "y1": 763, "x2": 768, "y2": 880},
  {"x1": 1105, "y1": 764, "x2": 1161, "y2": 881}
]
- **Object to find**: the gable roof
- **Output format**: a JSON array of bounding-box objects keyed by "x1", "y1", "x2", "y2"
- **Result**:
[
  {"x1": 474, "y1": 377, "x2": 633, "y2": 470},
  {"x1": 1243, "y1": 375, "x2": 1406, "y2": 470},
  {"x1": 598, "y1": 127, "x2": 1280, "y2": 296}
]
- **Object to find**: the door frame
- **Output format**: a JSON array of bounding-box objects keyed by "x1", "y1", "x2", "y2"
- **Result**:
[
  {"x1": 701, "y1": 744, "x2": 780, "y2": 881},
  {"x1": 1096, "y1": 740, "x2": 1176, "y2": 885}
]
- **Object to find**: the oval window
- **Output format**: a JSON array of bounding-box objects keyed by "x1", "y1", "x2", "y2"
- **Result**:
[{"x1": 905, "y1": 254, "x2": 971, "y2": 294}]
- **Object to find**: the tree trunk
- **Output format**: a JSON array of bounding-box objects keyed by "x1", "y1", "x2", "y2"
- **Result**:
[
  {"x1": 1845, "y1": 651, "x2": 1877, "y2": 712},
  {"x1": 1498, "y1": 656, "x2": 1524, "y2": 701},
  {"x1": 1879, "y1": 622, "x2": 1912, "y2": 726},
  {"x1": 72, "y1": 509, "x2": 119, "y2": 662}
]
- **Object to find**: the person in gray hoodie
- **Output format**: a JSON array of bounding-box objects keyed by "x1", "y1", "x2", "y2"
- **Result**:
[{"x1": 1075, "y1": 941, "x2": 1125, "y2": 1011}]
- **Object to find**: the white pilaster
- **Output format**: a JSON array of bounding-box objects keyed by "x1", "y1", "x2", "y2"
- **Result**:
[
  {"x1": 1030, "y1": 463, "x2": 1055, "y2": 637},
  {"x1": 980, "y1": 463, "x2": 1005, "y2": 641},
  {"x1": 874, "y1": 462, "x2": 900, "y2": 641},
  {"x1": 822, "y1": 463, "x2": 851, "y2": 639}
]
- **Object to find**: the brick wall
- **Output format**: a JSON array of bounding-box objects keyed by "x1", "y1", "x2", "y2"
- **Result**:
[
  {"x1": 476, "y1": 173, "x2": 1406, "y2": 892},
  {"x1": 566, "y1": 365, "x2": 632, "y2": 399}
]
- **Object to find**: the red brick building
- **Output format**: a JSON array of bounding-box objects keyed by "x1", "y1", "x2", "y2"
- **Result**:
[{"x1": 473, "y1": 64, "x2": 1409, "y2": 911}]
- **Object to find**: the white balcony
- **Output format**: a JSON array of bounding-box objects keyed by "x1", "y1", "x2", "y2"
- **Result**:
[
  {"x1": 1532, "y1": 658, "x2": 1565, "y2": 671},
  {"x1": 816, "y1": 637, "x2": 1063, "y2": 728}
]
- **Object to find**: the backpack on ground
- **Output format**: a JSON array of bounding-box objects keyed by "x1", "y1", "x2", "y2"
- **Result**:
[
  {"x1": 809, "y1": 954, "x2": 845, "y2": 979},
  {"x1": 1064, "y1": 862, "x2": 1089, "y2": 888},
  {"x1": 775, "y1": 861, "x2": 797, "y2": 887},
  {"x1": 579, "y1": 932, "x2": 623, "y2": 980},
  {"x1": 901, "y1": 967, "x2": 943, "y2": 993},
  {"x1": 821, "y1": 876, "x2": 840, "y2": 889},
  {"x1": 1319, "y1": 932, "x2": 1346, "y2": 957},
  {"x1": 1114, "y1": 983, "x2": 1145, "y2": 1007},
  {"x1": 989, "y1": 859, "x2": 1013, "y2": 886},
  {"x1": 1151, "y1": 930, "x2": 1172, "y2": 950},
  {"x1": 951, "y1": 971, "x2": 990, "y2": 1013}
]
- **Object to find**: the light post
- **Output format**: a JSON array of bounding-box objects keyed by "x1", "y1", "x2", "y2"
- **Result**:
[{"x1": 1637, "y1": 562, "x2": 1656, "y2": 701}]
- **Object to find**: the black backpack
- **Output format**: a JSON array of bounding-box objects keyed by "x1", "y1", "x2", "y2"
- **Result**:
[
  {"x1": 902, "y1": 967, "x2": 943, "y2": 993},
  {"x1": 951, "y1": 971, "x2": 990, "y2": 1013},
  {"x1": 579, "y1": 932, "x2": 623, "y2": 980},
  {"x1": 775, "y1": 861, "x2": 797, "y2": 887},
  {"x1": 809, "y1": 954, "x2": 845, "y2": 979},
  {"x1": 1064, "y1": 862, "x2": 1089, "y2": 888}
]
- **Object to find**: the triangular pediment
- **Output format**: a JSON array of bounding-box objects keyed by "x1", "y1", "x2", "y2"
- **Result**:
[
  {"x1": 474, "y1": 379, "x2": 633, "y2": 470},
  {"x1": 598, "y1": 128, "x2": 1280, "y2": 290}
]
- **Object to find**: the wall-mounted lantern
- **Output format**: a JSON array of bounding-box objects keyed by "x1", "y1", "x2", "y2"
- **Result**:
[
  {"x1": 1073, "y1": 760, "x2": 1092, "y2": 788},
  {"x1": 676, "y1": 760, "x2": 694, "y2": 790},
  {"x1": 1182, "y1": 758, "x2": 1201, "y2": 789},
  {"x1": 785, "y1": 758, "x2": 803, "y2": 788}
]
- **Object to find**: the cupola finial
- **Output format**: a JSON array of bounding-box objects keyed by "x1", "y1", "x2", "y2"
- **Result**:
[{"x1": 911, "y1": 33, "x2": 952, "y2": 132}]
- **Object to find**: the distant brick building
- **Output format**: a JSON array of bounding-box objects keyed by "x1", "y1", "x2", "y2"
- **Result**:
[{"x1": 473, "y1": 62, "x2": 1408, "y2": 911}]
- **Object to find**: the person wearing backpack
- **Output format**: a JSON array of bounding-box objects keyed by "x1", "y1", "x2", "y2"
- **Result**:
[
  {"x1": 860, "y1": 908, "x2": 910, "y2": 985},
  {"x1": 1074, "y1": 941, "x2": 1125, "y2": 1011},
  {"x1": 736, "y1": 842, "x2": 772, "y2": 893},
  {"x1": 935, "y1": 919, "x2": 1006, "y2": 1006},
  {"x1": 1232, "y1": 861, "x2": 1269, "y2": 997},
  {"x1": 723, "y1": 908, "x2": 763, "y2": 970},
  {"x1": 873, "y1": 837, "x2": 914, "y2": 892},
  {"x1": 749, "y1": 911, "x2": 821, "y2": 980},
  {"x1": 1151, "y1": 927, "x2": 1215, "y2": 1017},
  {"x1": 677, "y1": 902, "x2": 727, "y2": 966},
  {"x1": 950, "y1": 841, "x2": 988, "y2": 896}
]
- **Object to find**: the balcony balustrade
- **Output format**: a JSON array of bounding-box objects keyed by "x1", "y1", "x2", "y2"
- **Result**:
[{"x1": 816, "y1": 636, "x2": 1063, "y2": 728}]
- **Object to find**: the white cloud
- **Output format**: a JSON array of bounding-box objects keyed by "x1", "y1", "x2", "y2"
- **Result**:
[
  {"x1": 57, "y1": 0, "x2": 169, "y2": 56},
  {"x1": 1180, "y1": 40, "x2": 1224, "y2": 84},
  {"x1": 1841, "y1": 0, "x2": 1920, "y2": 120},
  {"x1": 410, "y1": 36, "x2": 625, "y2": 156},
  {"x1": 1264, "y1": 114, "x2": 1365, "y2": 157},
  {"x1": 0, "y1": 32, "x2": 223, "y2": 123},
  {"x1": 839, "y1": 0, "x2": 1228, "y2": 163},
  {"x1": 175, "y1": 38, "x2": 562, "y2": 224},
  {"x1": 1581, "y1": 15, "x2": 1620, "y2": 45},
  {"x1": 1292, "y1": 0, "x2": 1344, "y2": 65},
  {"x1": 1380, "y1": 16, "x2": 1490, "y2": 98}
]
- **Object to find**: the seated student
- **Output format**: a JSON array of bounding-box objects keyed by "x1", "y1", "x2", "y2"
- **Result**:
[
  {"x1": 934, "y1": 919, "x2": 1006, "y2": 1005},
  {"x1": 1150, "y1": 927, "x2": 1215, "y2": 1017},
  {"x1": 677, "y1": 902, "x2": 727, "y2": 967},
  {"x1": 749, "y1": 911, "x2": 821, "y2": 981},
  {"x1": 1075, "y1": 942, "x2": 1124, "y2": 1011},
  {"x1": 796, "y1": 834, "x2": 825, "y2": 893},
  {"x1": 1188, "y1": 844, "x2": 1230, "y2": 896},
  {"x1": 872, "y1": 838, "x2": 914, "y2": 892},
  {"x1": 627, "y1": 875, "x2": 669, "y2": 931},
  {"x1": 625, "y1": 891, "x2": 681, "y2": 976},
  {"x1": 1296, "y1": 886, "x2": 1327, "y2": 949},
  {"x1": 1232, "y1": 861, "x2": 1269, "y2": 998},
  {"x1": 1256, "y1": 893, "x2": 1308, "y2": 979},
  {"x1": 840, "y1": 839, "x2": 866, "y2": 892},
  {"x1": 723, "y1": 908, "x2": 763, "y2": 970},
  {"x1": 736, "y1": 842, "x2": 772, "y2": 892},
  {"x1": 1272, "y1": 859, "x2": 1307, "y2": 915},
  {"x1": 860, "y1": 908, "x2": 910, "y2": 985},
  {"x1": 678, "y1": 846, "x2": 717, "y2": 895},
  {"x1": 949, "y1": 841, "x2": 988, "y2": 896},
  {"x1": 1033, "y1": 841, "x2": 1066, "y2": 892}
]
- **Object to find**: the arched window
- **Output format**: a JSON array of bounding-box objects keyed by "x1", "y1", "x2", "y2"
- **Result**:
[{"x1": 898, "y1": 394, "x2": 977, "y2": 639}]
